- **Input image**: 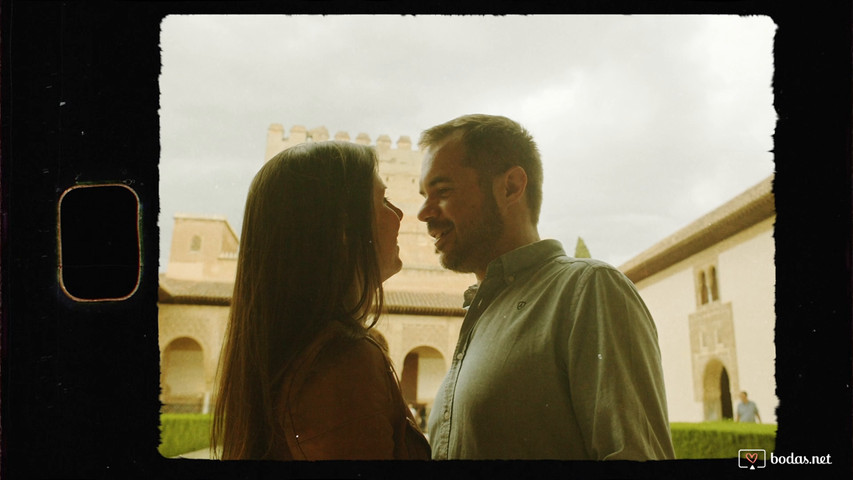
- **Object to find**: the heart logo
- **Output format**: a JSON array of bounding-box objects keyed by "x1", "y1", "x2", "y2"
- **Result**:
[{"x1": 745, "y1": 452, "x2": 758, "y2": 464}]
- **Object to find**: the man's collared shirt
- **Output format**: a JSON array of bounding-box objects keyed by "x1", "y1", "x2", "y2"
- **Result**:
[{"x1": 427, "y1": 239, "x2": 675, "y2": 460}]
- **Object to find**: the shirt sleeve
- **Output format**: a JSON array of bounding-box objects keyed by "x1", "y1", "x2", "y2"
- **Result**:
[
  {"x1": 566, "y1": 265, "x2": 676, "y2": 460},
  {"x1": 288, "y1": 338, "x2": 398, "y2": 460}
]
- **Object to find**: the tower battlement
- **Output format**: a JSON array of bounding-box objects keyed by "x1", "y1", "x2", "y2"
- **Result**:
[{"x1": 266, "y1": 123, "x2": 417, "y2": 164}]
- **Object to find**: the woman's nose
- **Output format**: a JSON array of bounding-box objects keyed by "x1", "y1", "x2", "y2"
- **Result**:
[{"x1": 388, "y1": 200, "x2": 403, "y2": 221}]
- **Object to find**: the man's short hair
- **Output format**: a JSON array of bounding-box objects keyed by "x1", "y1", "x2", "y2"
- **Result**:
[{"x1": 419, "y1": 114, "x2": 544, "y2": 225}]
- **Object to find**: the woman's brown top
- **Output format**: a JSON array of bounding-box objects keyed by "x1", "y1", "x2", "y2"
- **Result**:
[{"x1": 269, "y1": 323, "x2": 431, "y2": 460}]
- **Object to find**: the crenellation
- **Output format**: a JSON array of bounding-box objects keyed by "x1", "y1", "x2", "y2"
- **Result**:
[
  {"x1": 308, "y1": 126, "x2": 330, "y2": 142},
  {"x1": 376, "y1": 134, "x2": 392, "y2": 152},
  {"x1": 267, "y1": 124, "x2": 422, "y2": 162},
  {"x1": 289, "y1": 125, "x2": 308, "y2": 144},
  {"x1": 355, "y1": 132, "x2": 371, "y2": 145}
]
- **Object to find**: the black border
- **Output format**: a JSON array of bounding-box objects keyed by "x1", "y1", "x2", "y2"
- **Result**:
[{"x1": 2, "y1": 1, "x2": 851, "y2": 479}]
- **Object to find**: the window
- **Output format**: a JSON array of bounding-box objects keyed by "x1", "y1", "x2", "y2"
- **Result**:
[
  {"x1": 190, "y1": 235, "x2": 202, "y2": 252},
  {"x1": 698, "y1": 271, "x2": 709, "y2": 305},
  {"x1": 695, "y1": 263, "x2": 720, "y2": 307},
  {"x1": 709, "y1": 266, "x2": 720, "y2": 301}
]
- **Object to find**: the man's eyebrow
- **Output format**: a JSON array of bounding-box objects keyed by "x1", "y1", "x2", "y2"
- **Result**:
[
  {"x1": 426, "y1": 176, "x2": 452, "y2": 188},
  {"x1": 419, "y1": 176, "x2": 452, "y2": 196}
]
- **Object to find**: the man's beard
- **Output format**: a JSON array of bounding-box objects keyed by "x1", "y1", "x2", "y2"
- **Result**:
[{"x1": 436, "y1": 194, "x2": 504, "y2": 274}]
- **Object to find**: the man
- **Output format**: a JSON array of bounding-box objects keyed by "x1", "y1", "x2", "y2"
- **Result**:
[
  {"x1": 736, "y1": 391, "x2": 761, "y2": 423},
  {"x1": 417, "y1": 114, "x2": 675, "y2": 460}
]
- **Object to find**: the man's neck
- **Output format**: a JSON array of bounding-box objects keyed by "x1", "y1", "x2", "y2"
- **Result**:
[{"x1": 473, "y1": 230, "x2": 541, "y2": 283}]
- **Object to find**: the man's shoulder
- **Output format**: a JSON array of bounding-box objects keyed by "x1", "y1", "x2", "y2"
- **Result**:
[
  {"x1": 547, "y1": 255, "x2": 623, "y2": 278},
  {"x1": 531, "y1": 255, "x2": 639, "y2": 298}
]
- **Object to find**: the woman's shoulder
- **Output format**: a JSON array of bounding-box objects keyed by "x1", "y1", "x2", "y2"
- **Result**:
[
  {"x1": 282, "y1": 325, "x2": 396, "y2": 433},
  {"x1": 312, "y1": 324, "x2": 390, "y2": 377}
]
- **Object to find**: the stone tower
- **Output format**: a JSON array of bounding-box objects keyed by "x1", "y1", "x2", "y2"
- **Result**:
[{"x1": 166, "y1": 213, "x2": 239, "y2": 282}]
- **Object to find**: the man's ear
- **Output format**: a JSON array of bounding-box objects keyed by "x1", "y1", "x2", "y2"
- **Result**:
[{"x1": 493, "y1": 165, "x2": 528, "y2": 208}]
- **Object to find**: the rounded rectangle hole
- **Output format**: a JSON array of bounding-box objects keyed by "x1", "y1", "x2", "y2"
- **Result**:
[{"x1": 58, "y1": 184, "x2": 141, "y2": 301}]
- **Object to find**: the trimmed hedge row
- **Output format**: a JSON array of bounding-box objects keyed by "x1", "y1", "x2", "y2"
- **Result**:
[
  {"x1": 159, "y1": 413, "x2": 213, "y2": 458},
  {"x1": 158, "y1": 414, "x2": 777, "y2": 459},
  {"x1": 670, "y1": 421, "x2": 777, "y2": 459}
]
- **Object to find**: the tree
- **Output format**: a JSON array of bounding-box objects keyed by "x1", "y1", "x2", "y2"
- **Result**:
[{"x1": 574, "y1": 236, "x2": 591, "y2": 258}]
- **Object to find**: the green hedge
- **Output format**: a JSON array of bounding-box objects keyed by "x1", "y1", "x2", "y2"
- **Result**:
[
  {"x1": 159, "y1": 413, "x2": 213, "y2": 458},
  {"x1": 670, "y1": 421, "x2": 777, "y2": 459},
  {"x1": 158, "y1": 415, "x2": 776, "y2": 460}
]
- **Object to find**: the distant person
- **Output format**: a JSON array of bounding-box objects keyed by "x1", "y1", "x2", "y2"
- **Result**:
[
  {"x1": 736, "y1": 391, "x2": 761, "y2": 423},
  {"x1": 417, "y1": 114, "x2": 675, "y2": 460},
  {"x1": 212, "y1": 141, "x2": 429, "y2": 460}
]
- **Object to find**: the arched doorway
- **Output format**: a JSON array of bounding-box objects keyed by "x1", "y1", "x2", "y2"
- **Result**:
[
  {"x1": 702, "y1": 358, "x2": 734, "y2": 421},
  {"x1": 400, "y1": 346, "x2": 445, "y2": 432},
  {"x1": 720, "y1": 367, "x2": 733, "y2": 419},
  {"x1": 162, "y1": 337, "x2": 206, "y2": 413}
]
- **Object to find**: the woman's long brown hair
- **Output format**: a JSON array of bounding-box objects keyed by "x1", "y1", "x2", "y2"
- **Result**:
[{"x1": 210, "y1": 141, "x2": 384, "y2": 459}]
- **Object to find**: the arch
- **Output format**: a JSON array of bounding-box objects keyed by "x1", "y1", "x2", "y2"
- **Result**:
[
  {"x1": 162, "y1": 336, "x2": 206, "y2": 413},
  {"x1": 702, "y1": 358, "x2": 733, "y2": 421},
  {"x1": 720, "y1": 367, "x2": 733, "y2": 419},
  {"x1": 400, "y1": 346, "x2": 445, "y2": 431}
]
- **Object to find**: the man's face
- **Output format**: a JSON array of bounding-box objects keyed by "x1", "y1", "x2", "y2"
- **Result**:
[
  {"x1": 417, "y1": 138, "x2": 504, "y2": 275},
  {"x1": 739, "y1": 393, "x2": 748, "y2": 403}
]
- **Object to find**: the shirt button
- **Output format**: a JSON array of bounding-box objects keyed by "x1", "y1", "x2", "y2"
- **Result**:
[
  {"x1": 456, "y1": 353, "x2": 464, "y2": 360},
  {"x1": 444, "y1": 410, "x2": 450, "y2": 420}
]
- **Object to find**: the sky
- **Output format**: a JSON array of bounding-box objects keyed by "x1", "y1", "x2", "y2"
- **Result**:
[{"x1": 158, "y1": 14, "x2": 776, "y2": 271}]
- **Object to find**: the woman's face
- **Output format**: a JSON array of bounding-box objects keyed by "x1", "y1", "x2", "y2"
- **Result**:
[{"x1": 373, "y1": 173, "x2": 403, "y2": 282}]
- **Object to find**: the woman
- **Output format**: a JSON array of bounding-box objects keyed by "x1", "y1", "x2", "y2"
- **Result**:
[{"x1": 211, "y1": 141, "x2": 430, "y2": 460}]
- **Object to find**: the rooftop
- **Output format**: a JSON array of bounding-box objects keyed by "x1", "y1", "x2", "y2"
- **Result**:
[
  {"x1": 619, "y1": 174, "x2": 775, "y2": 283},
  {"x1": 158, "y1": 274, "x2": 466, "y2": 317}
]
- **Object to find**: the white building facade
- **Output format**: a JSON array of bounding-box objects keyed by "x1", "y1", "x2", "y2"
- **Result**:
[{"x1": 620, "y1": 176, "x2": 776, "y2": 423}]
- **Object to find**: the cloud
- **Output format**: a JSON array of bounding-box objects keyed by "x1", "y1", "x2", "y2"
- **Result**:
[{"x1": 158, "y1": 14, "x2": 776, "y2": 270}]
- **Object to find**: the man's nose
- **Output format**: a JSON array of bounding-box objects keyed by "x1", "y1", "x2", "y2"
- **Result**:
[{"x1": 417, "y1": 199, "x2": 436, "y2": 223}]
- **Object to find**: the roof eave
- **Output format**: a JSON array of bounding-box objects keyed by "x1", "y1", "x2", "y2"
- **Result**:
[{"x1": 620, "y1": 175, "x2": 776, "y2": 284}]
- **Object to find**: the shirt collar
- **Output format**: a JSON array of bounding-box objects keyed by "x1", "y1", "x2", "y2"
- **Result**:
[
  {"x1": 485, "y1": 239, "x2": 566, "y2": 286},
  {"x1": 460, "y1": 239, "x2": 566, "y2": 308}
]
